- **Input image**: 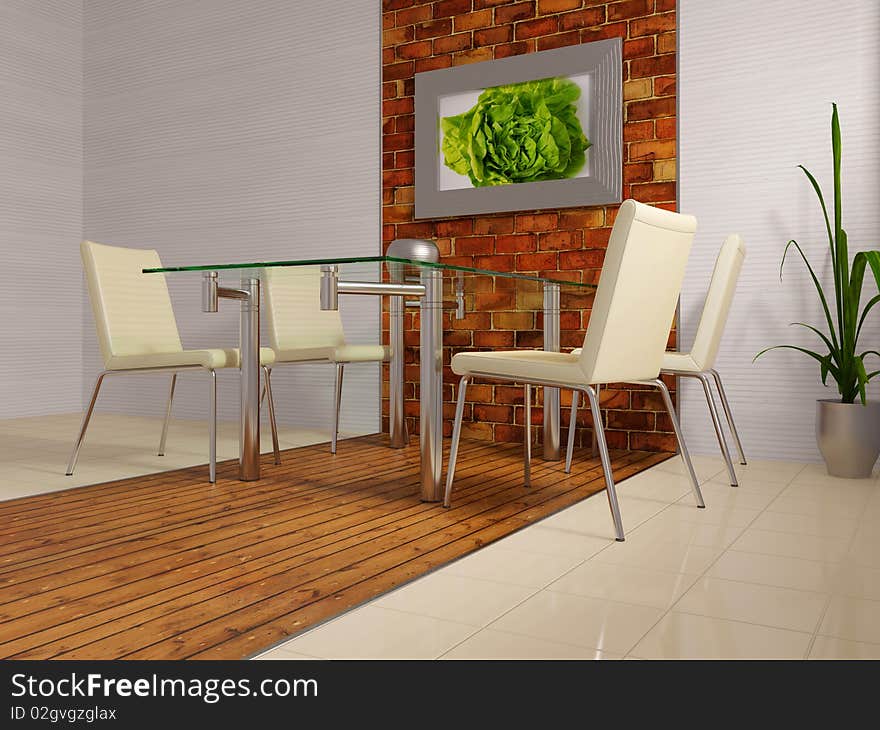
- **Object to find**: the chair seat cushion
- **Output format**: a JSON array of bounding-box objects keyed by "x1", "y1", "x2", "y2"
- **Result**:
[
  {"x1": 107, "y1": 347, "x2": 276, "y2": 370},
  {"x1": 273, "y1": 346, "x2": 336, "y2": 362},
  {"x1": 330, "y1": 344, "x2": 389, "y2": 363},
  {"x1": 573, "y1": 347, "x2": 702, "y2": 375},
  {"x1": 273, "y1": 344, "x2": 389, "y2": 363},
  {"x1": 661, "y1": 351, "x2": 701, "y2": 373},
  {"x1": 451, "y1": 350, "x2": 586, "y2": 385}
]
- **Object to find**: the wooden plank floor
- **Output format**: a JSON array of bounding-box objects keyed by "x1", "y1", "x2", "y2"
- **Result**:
[{"x1": 0, "y1": 435, "x2": 669, "y2": 660}]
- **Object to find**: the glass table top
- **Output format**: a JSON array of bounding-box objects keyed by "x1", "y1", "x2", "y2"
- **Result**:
[{"x1": 142, "y1": 255, "x2": 597, "y2": 290}]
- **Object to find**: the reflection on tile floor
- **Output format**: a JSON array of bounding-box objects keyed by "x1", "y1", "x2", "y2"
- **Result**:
[
  {"x1": 2, "y1": 416, "x2": 878, "y2": 660},
  {"x1": 0, "y1": 412, "x2": 351, "y2": 498},
  {"x1": 254, "y1": 454, "x2": 880, "y2": 660}
]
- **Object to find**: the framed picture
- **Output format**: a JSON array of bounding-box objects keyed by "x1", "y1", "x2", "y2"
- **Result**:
[{"x1": 414, "y1": 38, "x2": 622, "y2": 219}]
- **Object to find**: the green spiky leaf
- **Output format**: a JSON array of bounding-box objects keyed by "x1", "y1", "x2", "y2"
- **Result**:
[{"x1": 756, "y1": 104, "x2": 880, "y2": 405}]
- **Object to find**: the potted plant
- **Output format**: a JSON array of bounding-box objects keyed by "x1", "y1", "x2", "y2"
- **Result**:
[{"x1": 756, "y1": 103, "x2": 880, "y2": 478}]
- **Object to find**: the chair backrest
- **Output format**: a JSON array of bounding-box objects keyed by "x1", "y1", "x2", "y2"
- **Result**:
[
  {"x1": 687, "y1": 234, "x2": 746, "y2": 370},
  {"x1": 578, "y1": 200, "x2": 697, "y2": 384},
  {"x1": 263, "y1": 265, "x2": 346, "y2": 353},
  {"x1": 81, "y1": 240, "x2": 183, "y2": 368}
]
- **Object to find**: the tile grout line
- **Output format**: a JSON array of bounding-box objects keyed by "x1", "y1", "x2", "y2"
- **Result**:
[
  {"x1": 571, "y1": 457, "x2": 770, "y2": 658},
  {"x1": 802, "y1": 476, "x2": 877, "y2": 659},
  {"x1": 435, "y1": 460, "x2": 723, "y2": 658},
  {"x1": 580, "y1": 460, "x2": 734, "y2": 658},
  {"x1": 434, "y1": 562, "x2": 591, "y2": 659},
  {"x1": 624, "y1": 460, "x2": 763, "y2": 659},
  {"x1": 625, "y1": 460, "x2": 808, "y2": 658},
  {"x1": 762, "y1": 463, "x2": 870, "y2": 658}
]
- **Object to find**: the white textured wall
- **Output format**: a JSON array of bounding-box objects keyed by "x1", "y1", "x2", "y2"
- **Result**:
[
  {"x1": 0, "y1": 0, "x2": 82, "y2": 418},
  {"x1": 678, "y1": 0, "x2": 880, "y2": 460},
  {"x1": 82, "y1": 0, "x2": 382, "y2": 434}
]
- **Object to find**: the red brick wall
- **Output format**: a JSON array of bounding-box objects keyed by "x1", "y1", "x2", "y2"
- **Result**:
[{"x1": 381, "y1": 0, "x2": 678, "y2": 453}]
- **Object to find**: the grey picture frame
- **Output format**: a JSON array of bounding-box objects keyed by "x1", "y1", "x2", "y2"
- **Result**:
[{"x1": 414, "y1": 38, "x2": 622, "y2": 219}]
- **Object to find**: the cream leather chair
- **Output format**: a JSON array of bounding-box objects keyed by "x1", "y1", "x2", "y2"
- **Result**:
[
  {"x1": 568, "y1": 235, "x2": 747, "y2": 486},
  {"x1": 444, "y1": 200, "x2": 705, "y2": 541},
  {"x1": 68, "y1": 241, "x2": 279, "y2": 482},
  {"x1": 660, "y1": 234, "x2": 747, "y2": 481},
  {"x1": 262, "y1": 266, "x2": 389, "y2": 454}
]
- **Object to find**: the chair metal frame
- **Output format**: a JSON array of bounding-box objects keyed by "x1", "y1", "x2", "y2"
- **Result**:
[
  {"x1": 661, "y1": 368, "x2": 746, "y2": 482},
  {"x1": 260, "y1": 357, "x2": 375, "y2": 456},
  {"x1": 657, "y1": 234, "x2": 747, "y2": 484},
  {"x1": 67, "y1": 365, "x2": 281, "y2": 483},
  {"x1": 565, "y1": 368, "x2": 746, "y2": 489},
  {"x1": 445, "y1": 371, "x2": 705, "y2": 542}
]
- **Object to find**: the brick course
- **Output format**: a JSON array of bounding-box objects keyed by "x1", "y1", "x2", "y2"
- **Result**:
[{"x1": 382, "y1": 0, "x2": 678, "y2": 453}]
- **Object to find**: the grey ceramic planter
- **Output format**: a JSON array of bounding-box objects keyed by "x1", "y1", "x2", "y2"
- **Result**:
[{"x1": 816, "y1": 399, "x2": 880, "y2": 478}]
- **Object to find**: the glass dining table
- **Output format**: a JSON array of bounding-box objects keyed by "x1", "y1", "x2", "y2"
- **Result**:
[{"x1": 144, "y1": 256, "x2": 595, "y2": 502}]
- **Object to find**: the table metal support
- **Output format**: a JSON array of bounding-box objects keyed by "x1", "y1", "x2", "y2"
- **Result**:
[
  {"x1": 202, "y1": 271, "x2": 262, "y2": 481},
  {"x1": 389, "y1": 295, "x2": 409, "y2": 447},
  {"x1": 419, "y1": 268, "x2": 444, "y2": 501},
  {"x1": 239, "y1": 277, "x2": 261, "y2": 480},
  {"x1": 320, "y1": 265, "x2": 425, "y2": 459},
  {"x1": 543, "y1": 282, "x2": 561, "y2": 460}
]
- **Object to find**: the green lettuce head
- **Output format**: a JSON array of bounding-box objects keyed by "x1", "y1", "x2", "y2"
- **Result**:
[{"x1": 441, "y1": 76, "x2": 590, "y2": 188}]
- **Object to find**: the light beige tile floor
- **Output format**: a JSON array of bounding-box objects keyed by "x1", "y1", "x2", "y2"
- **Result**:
[
  {"x1": 0, "y1": 412, "x2": 352, "y2": 498},
  {"x1": 255, "y1": 451, "x2": 880, "y2": 660},
  {"x1": 3, "y1": 415, "x2": 878, "y2": 660}
]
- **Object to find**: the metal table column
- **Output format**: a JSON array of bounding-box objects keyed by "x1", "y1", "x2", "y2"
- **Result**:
[
  {"x1": 389, "y1": 295, "x2": 409, "y2": 448},
  {"x1": 543, "y1": 282, "x2": 561, "y2": 461},
  {"x1": 419, "y1": 268, "x2": 444, "y2": 501},
  {"x1": 202, "y1": 272, "x2": 262, "y2": 481},
  {"x1": 319, "y1": 266, "x2": 430, "y2": 491},
  {"x1": 238, "y1": 277, "x2": 261, "y2": 480}
]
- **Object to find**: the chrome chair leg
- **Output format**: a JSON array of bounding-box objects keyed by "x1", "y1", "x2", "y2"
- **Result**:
[
  {"x1": 566, "y1": 383, "x2": 600, "y2": 468},
  {"x1": 697, "y1": 373, "x2": 738, "y2": 487},
  {"x1": 564, "y1": 390, "x2": 578, "y2": 474},
  {"x1": 711, "y1": 368, "x2": 747, "y2": 465},
  {"x1": 331, "y1": 362, "x2": 344, "y2": 454},
  {"x1": 262, "y1": 366, "x2": 281, "y2": 465},
  {"x1": 208, "y1": 369, "x2": 217, "y2": 483},
  {"x1": 652, "y1": 378, "x2": 705, "y2": 507},
  {"x1": 65, "y1": 371, "x2": 108, "y2": 476},
  {"x1": 524, "y1": 384, "x2": 531, "y2": 487},
  {"x1": 443, "y1": 375, "x2": 470, "y2": 508},
  {"x1": 591, "y1": 383, "x2": 601, "y2": 457},
  {"x1": 158, "y1": 373, "x2": 177, "y2": 456},
  {"x1": 585, "y1": 385, "x2": 625, "y2": 541}
]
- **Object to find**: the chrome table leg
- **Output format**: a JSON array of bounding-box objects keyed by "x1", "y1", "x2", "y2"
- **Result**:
[
  {"x1": 239, "y1": 277, "x2": 261, "y2": 480},
  {"x1": 542, "y1": 282, "x2": 561, "y2": 460},
  {"x1": 524, "y1": 384, "x2": 532, "y2": 486},
  {"x1": 203, "y1": 270, "x2": 261, "y2": 481},
  {"x1": 389, "y1": 294, "x2": 409, "y2": 447},
  {"x1": 209, "y1": 369, "x2": 217, "y2": 483},
  {"x1": 419, "y1": 268, "x2": 443, "y2": 502}
]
